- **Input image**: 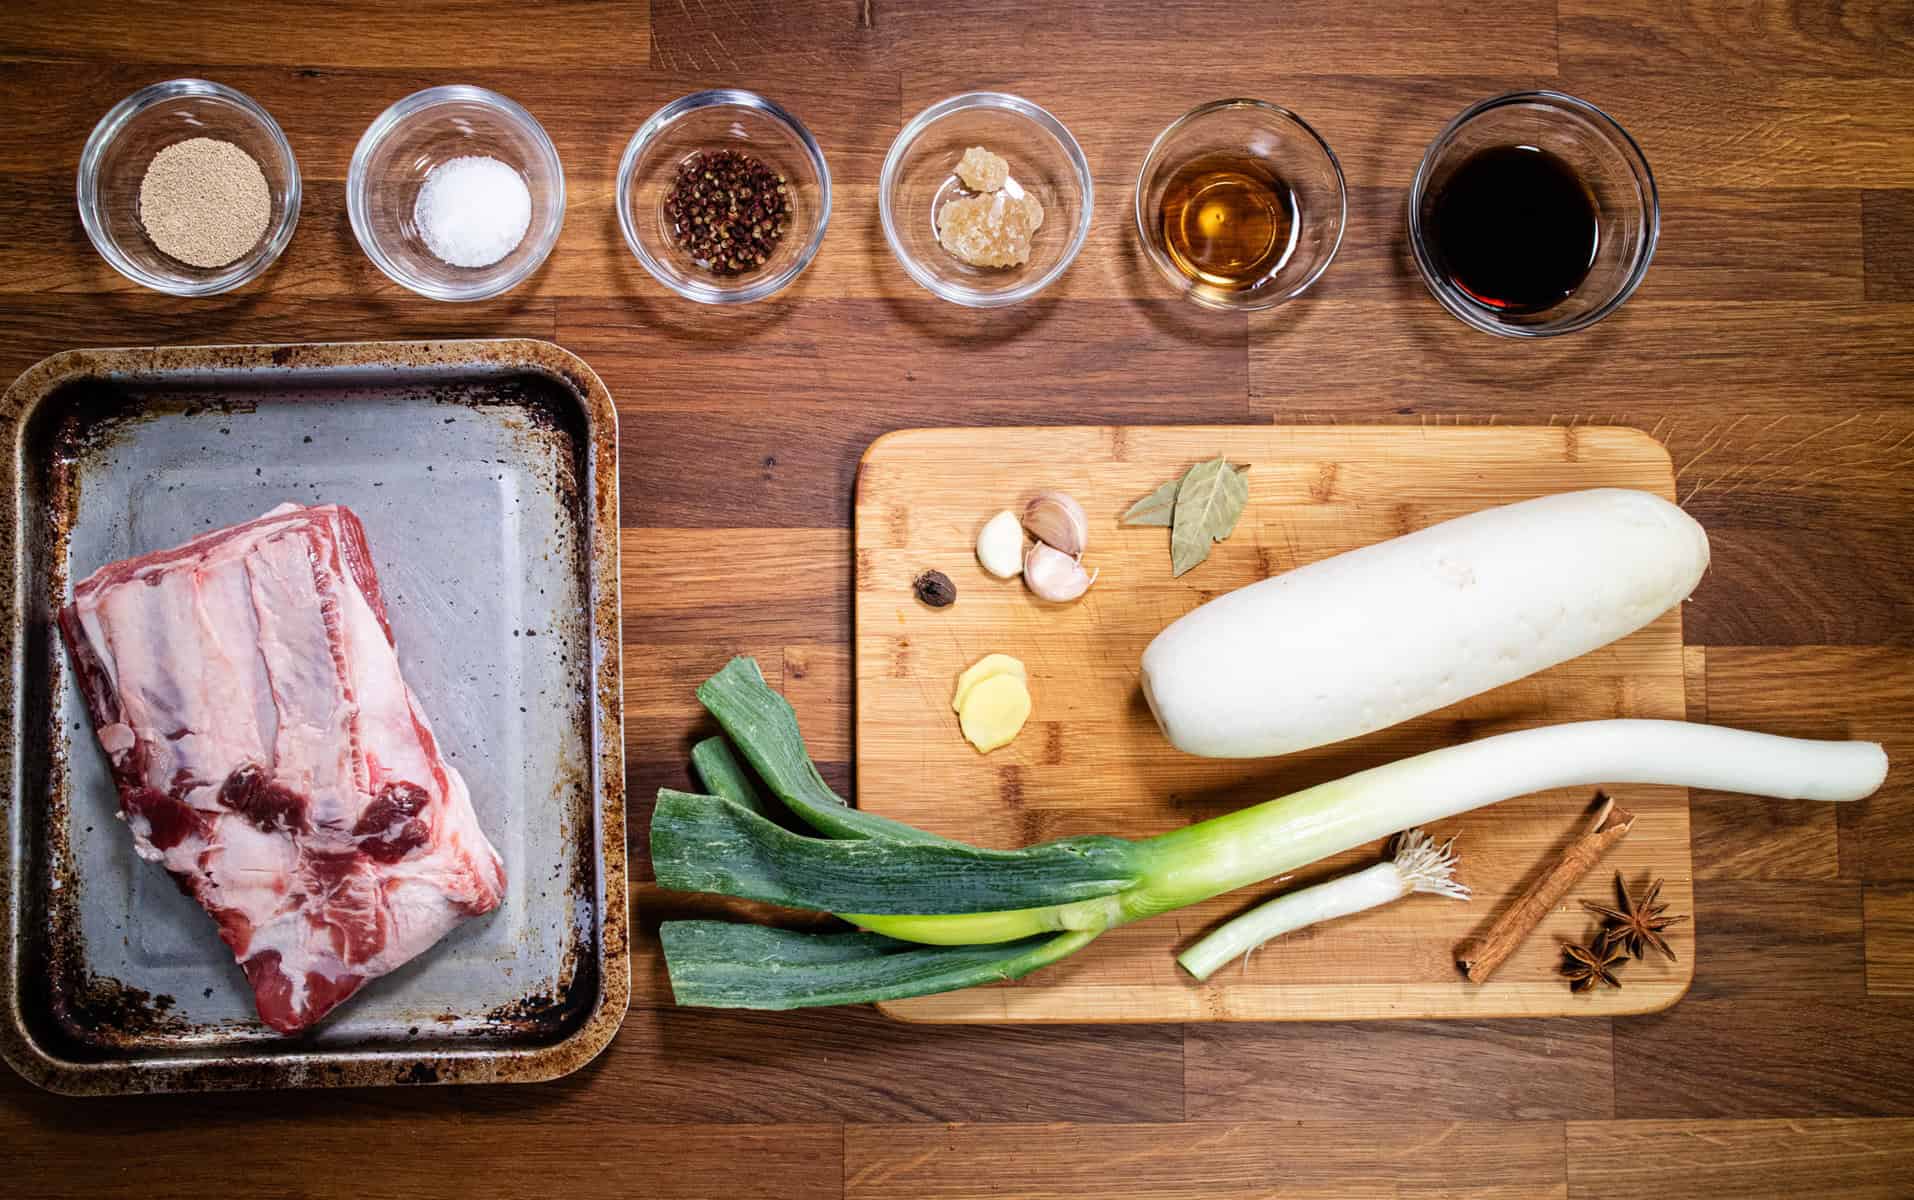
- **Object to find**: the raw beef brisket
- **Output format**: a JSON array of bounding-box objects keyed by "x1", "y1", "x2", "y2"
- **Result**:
[{"x1": 59, "y1": 503, "x2": 506, "y2": 1033}]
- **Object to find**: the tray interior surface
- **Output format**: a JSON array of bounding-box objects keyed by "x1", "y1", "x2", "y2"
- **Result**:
[{"x1": 9, "y1": 354, "x2": 608, "y2": 1081}]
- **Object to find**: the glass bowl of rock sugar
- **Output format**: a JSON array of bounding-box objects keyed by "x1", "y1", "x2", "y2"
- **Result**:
[{"x1": 349, "y1": 85, "x2": 565, "y2": 301}]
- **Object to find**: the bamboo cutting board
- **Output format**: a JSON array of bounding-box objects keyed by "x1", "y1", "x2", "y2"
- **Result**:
[{"x1": 852, "y1": 425, "x2": 1694, "y2": 1022}]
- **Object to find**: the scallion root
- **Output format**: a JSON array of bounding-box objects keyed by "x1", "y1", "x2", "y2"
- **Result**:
[{"x1": 1177, "y1": 826, "x2": 1471, "y2": 982}]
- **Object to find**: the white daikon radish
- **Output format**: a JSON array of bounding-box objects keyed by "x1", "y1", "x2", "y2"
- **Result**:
[{"x1": 1139, "y1": 488, "x2": 1710, "y2": 758}]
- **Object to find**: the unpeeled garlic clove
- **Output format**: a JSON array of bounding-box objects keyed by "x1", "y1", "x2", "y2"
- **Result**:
[
  {"x1": 1022, "y1": 490, "x2": 1089, "y2": 557},
  {"x1": 1023, "y1": 541, "x2": 1097, "y2": 602},
  {"x1": 976, "y1": 510, "x2": 1026, "y2": 579}
]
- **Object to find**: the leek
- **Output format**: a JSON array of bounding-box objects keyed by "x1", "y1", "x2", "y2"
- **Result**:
[
  {"x1": 651, "y1": 789, "x2": 1145, "y2": 914},
  {"x1": 660, "y1": 922, "x2": 1098, "y2": 1010},
  {"x1": 690, "y1": 736, "x2": 770, "y2": 817},
  {"x1": 655, "y1": 658, "x2": 1887, "y2": 1009}
]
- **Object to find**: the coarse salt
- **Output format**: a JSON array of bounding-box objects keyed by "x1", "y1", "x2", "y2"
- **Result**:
[{"x1": 413, "y1": 155, "x2": 532, "y2": 269}]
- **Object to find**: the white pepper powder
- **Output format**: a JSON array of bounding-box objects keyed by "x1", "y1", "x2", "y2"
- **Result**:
[{"x1": 138, "y1": 137, "x2": 272, "y2": 269}]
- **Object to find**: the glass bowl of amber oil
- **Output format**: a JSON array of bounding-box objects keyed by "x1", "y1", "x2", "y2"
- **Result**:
[
  {"x1": 1409, "y1": 91, "x2": 1658, "y2": 337},
  {"x1": 880, "y1": 92, "x2": 1093, "y2": 308},
  {"x1": 1135, "y1": 99, "x2": 1346, "y2": 312}
]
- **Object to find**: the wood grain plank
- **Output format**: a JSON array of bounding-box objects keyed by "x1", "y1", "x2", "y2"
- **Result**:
[
  {"x1": 1567, "y1": 1118, "x2": 1914, "y2": 1200},
  {"x1": 1561, "y1": 0, "x2": 1914, "y2": 75},
  {"x1": 572, "y1": 302, "x2": 1250, "y2": 527},
  {"x1": 1863, "y1": 190, "x2": 1914, "y2": 300},
  {"x1": 1186, "y1": 1020, "x2": 1615, "y2": 1121},
  {"x1": 1699, "y1": 647, "x2": 1912, "y2": 883},
  {"x1": 1613, "y1": 996, "x2": 1914, "y2": 1117},
  {"x1": 607, "y1": 1002, "x2": 1186, "y2": 1123},
  {"x1": 887, "y1": 1, "x2": 1560, "y2": 78},
  {"x1": 845, "y1": 1121, "x2": 1568, "y2": 1200},
  {"x1": 622, "y1": 528, "x2": 850, "y2": 640},
  {"x1": 648, "y1": 0, "x2": 881, "y2": 72},
  {"x1": 1568, "y1": 71, "x2": 1914, "y2": 189},
  {"x1": 1864, "y1": 887, "x2": 1914, "y2": 996},
  {"x1": 0, "y1": 1099, "x2": 838, "y2": 1200},
  {"x1": 0, "y1": 295, "x2": 558, "y2": 384},
  {"x1": 0, "y1": 0, "x2": 649, "y2": 68},
  {"x1": 1684, "y1": 880, "x2": 1866, "y2": 1000}
]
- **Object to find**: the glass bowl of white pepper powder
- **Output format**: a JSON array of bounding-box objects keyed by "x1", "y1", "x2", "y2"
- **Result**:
[
  {"x1": 348, "y1": 85, "x2": 565, "y2": 302},
  {"x1": 617, "y1": 90, "x2": 831, "y2": 304},
  {"x1": 78, "y1": 78, "x2": 301, "y2": 296}
]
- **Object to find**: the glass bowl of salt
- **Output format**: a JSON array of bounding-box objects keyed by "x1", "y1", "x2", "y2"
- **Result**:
[{"x1": 348, "y1": 85, "x2": 565, "y2": 302}]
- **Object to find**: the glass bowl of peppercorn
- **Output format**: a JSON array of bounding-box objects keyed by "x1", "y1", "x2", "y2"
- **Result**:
[
  {"x1": 77, "y1": 78, "x2": 302, "y2": 296},
  {"x1": 617, "y1": 89, "x2": 832, "y2": 304}
]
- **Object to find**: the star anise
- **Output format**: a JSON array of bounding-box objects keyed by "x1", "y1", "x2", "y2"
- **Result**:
[
  {"x1": 1583, "y1": 871, "x2": 1689, "y2": 962},
  {"x1": 1561, "y1": 938, "x2": 1628, "y2": 992}
]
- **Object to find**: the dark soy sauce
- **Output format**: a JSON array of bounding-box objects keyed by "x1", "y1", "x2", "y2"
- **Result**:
[{"x1": 1428, "y1": 144, "x2": 1598, "y2": 315}]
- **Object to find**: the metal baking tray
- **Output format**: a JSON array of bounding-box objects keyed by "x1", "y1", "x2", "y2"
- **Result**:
[{"x1": 0, "y1": 340, "x2": 627, "y2": 1093}]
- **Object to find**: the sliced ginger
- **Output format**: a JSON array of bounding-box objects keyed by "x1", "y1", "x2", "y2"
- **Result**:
[
  {"x1": 957, "y1": 672, "x2": 1032, "y2": 754},
  {"x1": 953, "y1": 653, "x2": 1027, "y2": 711}
]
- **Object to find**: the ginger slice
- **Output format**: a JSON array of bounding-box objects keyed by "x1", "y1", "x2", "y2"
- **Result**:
[
  {"x1": 957, "y1": 672, "x2": 1032, "y2": 754},
  {"x1": 953, "y1": 653, "x2": 1027, "y2": 712}
]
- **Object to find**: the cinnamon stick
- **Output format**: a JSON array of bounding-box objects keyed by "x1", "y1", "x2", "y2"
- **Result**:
[{"x1": 1455, "y1": 794, "x2": 1636, "y2": 984}]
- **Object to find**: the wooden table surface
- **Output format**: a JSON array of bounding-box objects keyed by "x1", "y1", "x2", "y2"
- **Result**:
[{"x1": 3, "y1": 2, "x2": 1912, "y2": 1196}]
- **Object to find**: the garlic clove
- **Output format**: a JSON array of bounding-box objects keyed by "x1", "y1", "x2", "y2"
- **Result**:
[
  {"x1": 1022, "y1": 490, "x2": 1089, "y2": 557},
  {"x1": 1023, "y1": 541, "x2": 1097, "y2": 602},
  {"x1": 976, "y1": 509, "x2": 1026, "y2": 579}
]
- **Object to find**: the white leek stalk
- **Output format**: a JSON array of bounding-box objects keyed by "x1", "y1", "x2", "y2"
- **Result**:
[
  {"x1": 857, "y1": 720, "x2": 1888, "y2": 946},
  {"x1": 1177, "y1": 829, "x2": 1469, "y2": 981}
]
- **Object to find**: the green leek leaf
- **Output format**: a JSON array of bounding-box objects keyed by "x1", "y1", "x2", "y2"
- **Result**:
[
  {"x1": 650, "y1": 789, "x2": 1144, "y2": 914},
  {"x1": 690, "y1": 736, "x2": 772, "y2": 818},
  {"x1": 697, "y1": 656, "x2": 957, "y2": 845},
  {"x1": 660, "y1": 920, "x2": 1099, "y2": 1009}
]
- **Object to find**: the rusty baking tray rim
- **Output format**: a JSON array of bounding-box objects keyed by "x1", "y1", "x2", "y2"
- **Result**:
[{"x1": 0, "y1": 339, "x2": 629, "y2": 1093}]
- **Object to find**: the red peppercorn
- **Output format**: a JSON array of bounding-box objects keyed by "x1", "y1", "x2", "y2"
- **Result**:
[{"x1": 665, "y1": 149, "x2": 793, "y2": 277}]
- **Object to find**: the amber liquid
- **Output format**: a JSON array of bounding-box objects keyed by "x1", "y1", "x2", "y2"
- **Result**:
[
  {"x1": 1158, "y1": 154, "x2": 1298, "y2": 291},
  {"x1": 1427, "y1": 144, "x2": 1599, "y2": 315}
]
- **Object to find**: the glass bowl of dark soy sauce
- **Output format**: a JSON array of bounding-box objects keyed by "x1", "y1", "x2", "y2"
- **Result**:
[{"x1": 1409, "y1": 91, "x2": 1657, "y2": 337}]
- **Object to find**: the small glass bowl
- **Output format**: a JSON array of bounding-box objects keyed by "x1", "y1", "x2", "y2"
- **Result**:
[
  {"x1": 1134, "y1": 99, "x2": 1346, "y2": 312},
  {"x1": 618, "y1": 90, "x2": 831, "y2": 305},
  {"x1": 348, "y1": 86, "x2": 565, "y2": 302},
  {"x1": 879, "y1": 93, "x2": 1091, "y2": 308},
  {"x1": 1409, "y1": 91, "x2": 1658, "y2": 337},
  {"x1": 77, "y1": 79, "x2": 301, "y2": 296}
]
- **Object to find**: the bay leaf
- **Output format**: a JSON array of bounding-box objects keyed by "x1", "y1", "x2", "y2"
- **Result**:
[
  {"x1": 1122, "y1": 461, "x2": 1249, "y2": 527},
  {"x1": 1170, "y1": 455, "x2": 1249, "y2": 577},
  {"x1": 1120, "y1": 474, "x2": 1184, "y2": 527}
]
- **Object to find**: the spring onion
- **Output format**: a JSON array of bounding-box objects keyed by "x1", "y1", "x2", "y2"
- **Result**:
[
  {"x1": 1176, "y1": 828, "x2": 1469, "y2": 982},
  {"x1": 654, "y1": 658, "x2": 1887, "y2": 1009}
]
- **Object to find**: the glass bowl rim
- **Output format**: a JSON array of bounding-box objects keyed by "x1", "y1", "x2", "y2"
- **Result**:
[
  {"x1": 346, "y1": 84, "x2": 567, "y2": 303},
  {"x1": 1131, "y1": 97, "x2": 1349, "y2": 313},
  {"x1": 76, "y1": 77, "x2": 303, "y2": 297},
  {"x1": 615, "y1": 88, "x2": 833, "y2": 306},
  {"x1": 1406, "y1": 88, "x2": 1661, "y2": 339},
  {"x1": 877, "y1": 90, "x2": 1094, "y2": 309}
]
